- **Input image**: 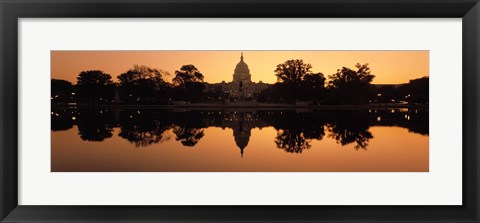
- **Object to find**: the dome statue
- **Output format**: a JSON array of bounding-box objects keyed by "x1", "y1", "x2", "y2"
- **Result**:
[{"x1": 233, "y1": 52, "x2": 252, "y2": 83}]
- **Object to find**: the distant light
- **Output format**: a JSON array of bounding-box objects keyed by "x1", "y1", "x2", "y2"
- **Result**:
[
  {"x1": 71, "y1": 92, "x2": 76, "y2": 95},
  {"x1": 377, "y1": 117, "x2": 381, "y2": 121},
  {"x1": 377, "y1": 93, "x2": 382, "y2": 97},
  {"x1": 72, "y1": 116, "x2": 76, "y2": 120}
]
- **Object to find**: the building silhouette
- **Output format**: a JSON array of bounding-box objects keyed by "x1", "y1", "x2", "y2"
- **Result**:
[{"x1": 206, "y1": 53, "x2": 269, "y2": 101}]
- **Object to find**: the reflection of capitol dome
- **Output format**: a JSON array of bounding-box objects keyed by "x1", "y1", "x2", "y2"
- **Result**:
[
  {"x1": 233, "y1": 52, "x2": 252, "y2": 83},
  {"x1": 233, "y1": 123, "x2": 251, "y2": 158}
]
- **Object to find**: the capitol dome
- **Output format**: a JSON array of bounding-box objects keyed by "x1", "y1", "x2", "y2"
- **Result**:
[{"x1": 233, "y1": 52, "x2": 252, "y2": 82}]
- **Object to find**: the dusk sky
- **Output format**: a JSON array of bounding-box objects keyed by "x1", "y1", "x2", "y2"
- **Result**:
[{"x1": 51, "y1": 51, "x2": 429, "y2": 84}]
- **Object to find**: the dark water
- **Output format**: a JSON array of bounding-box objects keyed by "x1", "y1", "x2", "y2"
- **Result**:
[{"x1": 51, "y1": 108, "x2": 429, "y2": 172}]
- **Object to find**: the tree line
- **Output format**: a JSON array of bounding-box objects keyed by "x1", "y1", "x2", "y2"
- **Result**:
[
  {"x1": 258, "y1": 60, "x2": 374, "y2": 104},
  {"x1": 52, "y1": 60, "x2": 428, "y2": 105},
  {"x1": 52, "y1": 64, "x2": 207, "y2": 104},
  {"x1": 258, "y1": 59, "x2": 428, "y2": 105}
]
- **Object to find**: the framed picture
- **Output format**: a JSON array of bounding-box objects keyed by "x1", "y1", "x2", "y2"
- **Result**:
[{"x1": 1, "y1": 0, "x2": 478, "y2": 222}]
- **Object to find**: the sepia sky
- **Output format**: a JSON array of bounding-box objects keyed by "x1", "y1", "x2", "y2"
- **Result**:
[{"x1": 51, "y1": 50, "x2": 429, "y2": 84}]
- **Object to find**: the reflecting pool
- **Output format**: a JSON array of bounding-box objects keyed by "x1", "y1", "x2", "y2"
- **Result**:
[{"x1": 51, "y1": 108, "x2": 428, "y2": 172}]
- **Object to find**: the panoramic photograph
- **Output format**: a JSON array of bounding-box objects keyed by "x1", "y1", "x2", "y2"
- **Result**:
[{"x1": 51, "y1": 50, "x2": 429, "y2": 172}]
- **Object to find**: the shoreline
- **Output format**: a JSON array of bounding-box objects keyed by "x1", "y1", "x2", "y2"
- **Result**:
[{"x1": 52, "y1": 103, "x2": 428, "y2": 110}]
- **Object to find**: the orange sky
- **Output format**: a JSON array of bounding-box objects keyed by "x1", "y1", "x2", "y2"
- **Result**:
[{"x1": 51, "y1": 51, "x2": 429, "y2": 84}]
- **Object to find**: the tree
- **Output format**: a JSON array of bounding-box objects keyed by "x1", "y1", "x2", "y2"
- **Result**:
[
  {"x1": 51, "y1": 79, "x2": 73, "y2": 103},
  {"x1": 257, "y1": 83, "x2": 292, "y2": 103},
  {"x1": 301, "y1": 72, "x2": 326, "y2": 103},
  {"x1": 407, "y1": 76, "x2": 429, "y2": 103},
  {"x1": 327, "y1": 63, "x2": 375, "y2": 104},
  {"x1": 274, "y1": 59, "x2": 317, "y2": 102},
  {"x1": 274, "y1": 59, "x2": 312, "y2": 84},
  {"x1": 172, "y1": 65, "x2": 205, "y2": 102},
  {"x1": 76, "y1": 70, "x2": 115, "y2": 103},
  {"x1": 117, "y1": 65, "x2": 170, "y2": 103},
  {"x1": 172, "y1": 64, "x2": 204, "y2": 86}
]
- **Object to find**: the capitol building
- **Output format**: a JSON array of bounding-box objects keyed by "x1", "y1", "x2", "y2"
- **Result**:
[{"x1": 205, "y1": 53, "x2": 270, "y2": 101}]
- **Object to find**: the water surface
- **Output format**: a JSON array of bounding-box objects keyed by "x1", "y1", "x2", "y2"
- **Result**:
[{"x1": 51, "y1": 108, "x2": 429, "y2": 172}]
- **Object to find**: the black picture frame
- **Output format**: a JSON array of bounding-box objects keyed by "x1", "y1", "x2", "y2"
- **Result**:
[{"x1": 1, "y1": 0, "x2": 479, "y2": 222}]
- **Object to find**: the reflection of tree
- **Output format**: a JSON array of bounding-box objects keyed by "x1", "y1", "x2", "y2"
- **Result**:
[
  {"x1": 51, "y1": 108, "x2": 428, "y2": 153},
  {"x1": 117, "y1": 110, "x2": 171, "y2": 147},
  {"x1": 264, "y1": 110, "x2": 377, "y2": 151},
  {"x1": 325, "y1": 111, "x2": 373, "y2": 150},
  {"x1": 327, "y1": 124, "x2": 373, "y2": 150},
  {"x1": 260, "y1": 111, "x2": 325, "y2": 153},
  {"x1": 371, "y1": 109, "x2": 429, "y2": 136},
  {"x1": 171, "y1": 111, "x2": 206, "y2": 147},
  {"x1": 303, "y1": 124, "x2": 325, "y2": 141},
  {"x1": 405, "y1": 110, "x2": 428, "y2": 135},
  {"x1": 173, "y1": 126, "x2": 205, "y2": 147},
  {"x1": 51, "y1": 109, "x2": 74, "y2": 131},
  {"x1": 274, "y1": 129, "x2": 311, "y2": 153},
  {"x1": 76, "y1": 110, "x2": 115, "y2": 142}
]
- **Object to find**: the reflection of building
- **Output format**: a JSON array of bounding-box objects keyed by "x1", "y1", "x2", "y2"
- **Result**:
[
  {"x1": 206, "y1": 53, "x2": 270, "y2": 100},
  {"x1": 205, "y1": 110, "x2": 268, "y2": 157},
  {"x1": 233, "y1": 122, "x2": 250, "y2": 158},
  {"x1": 229, "y1": 112, "x2": 257, "y2": 158}
]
